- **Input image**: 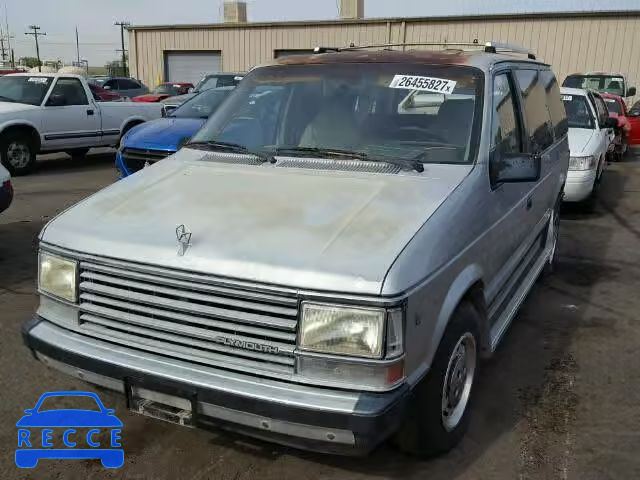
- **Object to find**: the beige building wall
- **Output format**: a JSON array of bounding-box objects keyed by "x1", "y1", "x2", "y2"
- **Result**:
[{"x1": 129, "y1": 12, "x2": 640, "y2": 96}]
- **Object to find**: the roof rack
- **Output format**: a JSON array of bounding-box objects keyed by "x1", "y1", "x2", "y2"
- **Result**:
[{"x1": 313, "y1": 40, "x2": 537, "y2": 60}]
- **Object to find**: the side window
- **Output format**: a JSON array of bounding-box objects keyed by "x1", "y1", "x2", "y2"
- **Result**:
[
  {"x1": 514, "y1": 70, "x2": 554, "y2": 152},
  {"x1": 593, "y1": 96, "x2": 609, "y2": 126},
  {"x1": 88, "y1": 84, "x2": 101, "y2": 102},
  {"x1": 541, "y1": 70, "x2": 568, "y2": 139},
  {"x1": 48, "y1": 78, "x2": 88, "y2": 106},
  {"x1": 216, "y1": 76, "x2": 237, "y2": 88},
  {"x1": 491, "y1": 73, "x2": 522, "y2": 154},
  {"x1": 119, "y1": 79, "x2": 138, "y2": 90},
  {"x1": 103, "y1": 79, "x2": 118, "y2": 90}
]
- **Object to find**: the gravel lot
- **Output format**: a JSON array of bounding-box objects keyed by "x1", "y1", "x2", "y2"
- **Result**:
[{"x1": 1, "y1": 151, "x2": 639, "y2": 479}]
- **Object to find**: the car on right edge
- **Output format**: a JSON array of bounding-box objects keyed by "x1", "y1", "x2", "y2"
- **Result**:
[{"x1": 561, "y1": 87, "x2": 617, "y2": 209}]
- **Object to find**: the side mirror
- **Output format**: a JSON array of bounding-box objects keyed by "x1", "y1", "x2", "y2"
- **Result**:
[
  {"x1": 46, "y1": 93, "x2": 66, "y2": 107},
  {"x1": 490, "y1": 151, "x2": 541, "y2": 185},
  {"x1": 627, "y1": 86, "x2": 636, "y2": 97},
  {"x1": 604, "y1": 117, "x2": 618, "y2": 129}
]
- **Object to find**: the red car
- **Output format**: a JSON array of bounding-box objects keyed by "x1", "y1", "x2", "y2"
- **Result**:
[
  {"x1": 132, "y1": 82, "x2": 194, "y2": 103},
  {"x1": 628, "y1": 100, "x2": 640, "y2": 148},
  {"x1": 601, "y1": 92, "x2": 632, "y2": 159},
  {"x1": 88, "y1": 83, "x2": 124, "y2": 102}
]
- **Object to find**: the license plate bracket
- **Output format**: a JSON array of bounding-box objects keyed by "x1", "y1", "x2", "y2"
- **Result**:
[{"x1": 124, "y1": 378, "x2": 198, "y2": 427}]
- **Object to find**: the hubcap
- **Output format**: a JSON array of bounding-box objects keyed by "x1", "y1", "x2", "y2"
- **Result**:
[
  {"x1": 7, "y1": 141, "x2": 30, "y2": 169},
  {"x1": 441, "y1": 332, "x2": 476, "y2": 432}
]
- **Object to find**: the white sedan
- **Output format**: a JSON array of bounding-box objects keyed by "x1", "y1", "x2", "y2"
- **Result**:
[
  {"x1": 0, "y1": 162, "x2": 12, "y2": 213},
  {"x1": 561, "y1": 87, "x2": 616, "y2": 208}
]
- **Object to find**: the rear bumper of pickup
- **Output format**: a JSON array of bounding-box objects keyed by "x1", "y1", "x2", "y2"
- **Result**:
[{"x1": 23, "y1": 316, "x2": 410, "y2": 455}]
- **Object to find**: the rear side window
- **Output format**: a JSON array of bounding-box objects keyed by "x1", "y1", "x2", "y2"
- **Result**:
[
  {"x1": 119, "y1": 79, "x2": 141, "y2": 90},
  {"x1": 541, "y1": 70, "x2": 568, "y2": 139},
  {"x1": 491, "y1": 73, "x2": 522, "y2": 154},
  {"x1": 514, "y1": 70, "x2": 554, "y2": 152}
]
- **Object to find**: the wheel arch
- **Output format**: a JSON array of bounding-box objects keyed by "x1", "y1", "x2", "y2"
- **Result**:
[
  {"x1": 430, "y1": 265, "x2": 490, "y2": 362},
  {"x1": 119, "y1": 117, "x2": 147, "y2": 137},
  {"x1": 0, "y1": 122, "x2": 41, "y2": 152}
]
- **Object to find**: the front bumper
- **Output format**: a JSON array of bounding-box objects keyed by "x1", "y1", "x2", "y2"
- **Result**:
[
  {"x1": 23, "y1": 317, "x2": 410, "y2": 455},
  {"x1": 114, "y1": 151, "x2": 130, "y2": 178},
  {"x1": 563, "y1": 169, "x2": 597, "y2": 202}
]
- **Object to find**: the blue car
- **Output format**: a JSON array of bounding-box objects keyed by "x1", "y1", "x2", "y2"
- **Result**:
[
  {"x1": 116, "y1": 86, "x2": 234, "y2": 177},
  {"x1": 16, "y1": 391, "x2": 124, "y2": 468}
]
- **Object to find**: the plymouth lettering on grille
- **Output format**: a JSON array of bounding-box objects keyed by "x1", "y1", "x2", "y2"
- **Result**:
[{"x1": 214, "y1": 336, "x2": 280, "y2": 355}]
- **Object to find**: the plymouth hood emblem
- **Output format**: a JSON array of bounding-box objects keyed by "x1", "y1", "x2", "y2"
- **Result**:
[{"x1": 175, "y1": 224, "x2": 192, "y2": 256}]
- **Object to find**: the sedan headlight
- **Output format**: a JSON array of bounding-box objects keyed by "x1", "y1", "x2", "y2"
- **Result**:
[
  {"x1": 569, "y1": 156, "x2": 596, "y2": 171},
  {"x1": 300, "y1": 303, "x2": 386, "y2": 358},
  {"x1": 38, "y1": 252, "x2": 77, "y2": 303}
]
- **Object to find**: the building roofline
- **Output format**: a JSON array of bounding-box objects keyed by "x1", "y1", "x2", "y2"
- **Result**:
[{"x1": 128, "y1": 9, "x2": 640, "y2": 31}]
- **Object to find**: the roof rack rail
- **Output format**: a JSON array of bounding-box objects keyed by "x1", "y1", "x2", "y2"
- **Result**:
[
  {"x1": 318, "y1": 40, "x2": 537, "y2": 60},
  {"x1": 483, "y1": 41, "x2": 536, "y2": 59}
]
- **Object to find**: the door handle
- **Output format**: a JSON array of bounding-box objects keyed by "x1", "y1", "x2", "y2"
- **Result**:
[
  {"x1": 526, "y1": 197, "x2": 533, "y2": 210},
  {"x1": 87, "y1": 109, "x2": 94, "y2": 116}
]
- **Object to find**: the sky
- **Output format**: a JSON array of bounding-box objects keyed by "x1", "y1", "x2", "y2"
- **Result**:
[{"x1": 4, "y1": 0, "x2": 640, "y2": 66}]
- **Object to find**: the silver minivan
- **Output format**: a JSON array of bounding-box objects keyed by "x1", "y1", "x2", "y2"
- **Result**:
[{"x1": 25, "y1": 43, "x2": 568, "y2": 456}]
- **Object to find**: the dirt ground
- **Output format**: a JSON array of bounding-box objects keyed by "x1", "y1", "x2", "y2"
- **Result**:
[{"x1": 1, "y1": 151, "x2": 639, "y2": 479}]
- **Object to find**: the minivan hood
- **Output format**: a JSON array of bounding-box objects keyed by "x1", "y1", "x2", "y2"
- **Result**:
[
  {"x1": 568, "y1": 128, "x2": 595, "y2": 155},
  {"x1": 42, "y1": 150, "x2": 471, "y2": 295}
]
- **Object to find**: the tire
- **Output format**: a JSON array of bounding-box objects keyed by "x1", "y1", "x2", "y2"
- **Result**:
[
  {"x1": 1, "y1": 131, "x2": 36, "y2": 176},
  {"x1": 393, "y1": 302, "x2": 480, "y2": 457},
  {"x1": 542, "y1": 195, "x2": 561, "y2": 276},
  {"x1": 66, "y1": 148, "x2": 90, "y2": 160},
  {"x1": 582, "y1": 166, "x2": 602, "y2": 213}
]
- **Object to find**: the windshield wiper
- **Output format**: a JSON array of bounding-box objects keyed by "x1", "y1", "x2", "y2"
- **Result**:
[
  {"x1": 186, "y1": 141, "x2": 275, "y2": 164},
  {"x1": 273, "y1": 146, "x2": 424, "y2": 173}
]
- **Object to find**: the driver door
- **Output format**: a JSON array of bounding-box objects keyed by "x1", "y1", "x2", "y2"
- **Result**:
[{"x1": 40, "y1": 77, "x2": 101, "y2": 150}]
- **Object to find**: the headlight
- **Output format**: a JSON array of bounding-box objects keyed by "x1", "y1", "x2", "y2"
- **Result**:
[
  {"x1": 569, "y1": 156, "x2": 596, "y2": 171},
  {"x1": 300, "y1": 303, "x2": 386, "y2": 358},
  {"x1": 38, "y1": 252, "x2": 77, "y2": 303}
]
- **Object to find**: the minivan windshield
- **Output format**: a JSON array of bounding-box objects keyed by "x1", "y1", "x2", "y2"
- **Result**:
[
  {"x1": 0, "y1": 75, "x2": 53, "y2": 105},
  {"x1": 190, "y1": 63, "x2": 483, "y2": 166},
  {"x1": 562, "y1": 94, "x2": 595, "y2": 129},
  {"x1": 170, "y1": 87, "x2": 233, "y2": 118}
]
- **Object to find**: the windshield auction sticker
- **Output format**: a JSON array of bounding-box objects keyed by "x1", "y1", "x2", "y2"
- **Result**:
[{"x1": 389, "y1": 75, "x2": 457, "y2": 94}]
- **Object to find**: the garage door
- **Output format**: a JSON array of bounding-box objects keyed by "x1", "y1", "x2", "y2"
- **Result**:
[{"x1": 164, "y1": 52, "x2": 222, "y2": 85}]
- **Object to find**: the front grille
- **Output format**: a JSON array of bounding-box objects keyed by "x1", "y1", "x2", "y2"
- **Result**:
[
  {"x1": 77, "y1": 261, "x2": 299, "y2": 379},
  {"x1": 122, "y1": 148, "x2": 174, "y2": 173}
]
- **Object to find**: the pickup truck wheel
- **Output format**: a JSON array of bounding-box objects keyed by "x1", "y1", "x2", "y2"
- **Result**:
[
  {"x1": 1, "y1": 133, "x2": 36, "y2": 176},
  {"x1": 393, "y1": 302, "x2": 479, "y2": 457},
  {"x1": 66, "y1": 148, "x2": 90, "y2": 160}
]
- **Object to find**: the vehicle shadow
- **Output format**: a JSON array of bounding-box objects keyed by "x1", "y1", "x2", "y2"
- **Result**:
[
  {"x1": 34, "y1": 149, "x2": 117, "y2": 177},
  {"x1": 204, "y1": 174, "x2": 626, "y2": 479},
  {"x1": 0, "y1": 219, "x2": 42, "y2": 295}
]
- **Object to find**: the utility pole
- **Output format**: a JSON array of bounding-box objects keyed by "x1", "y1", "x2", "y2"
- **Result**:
[
  {"x1": 24, "y1": 25, "x2": 46, "y2": 72},
  {"x1": 75, "y1": 26, "x2": 80, "y2": 64},
  {"x1": 114, "y1": 21, "x2": 130, "y2": 77}
]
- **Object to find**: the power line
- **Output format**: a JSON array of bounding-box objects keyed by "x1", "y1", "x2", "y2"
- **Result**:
[
  {"x1": 24, "y1": 24, "x2": 46, "y2": 71},
  {"x1": 114, "y1": 20, "x2": 130, "y2": 77}
]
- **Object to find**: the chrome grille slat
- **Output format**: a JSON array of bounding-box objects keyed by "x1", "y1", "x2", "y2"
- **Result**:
[
  {"x1": 80, "y1": 303, "x2": 295, "y2": 353},
  {"x1": 79, "y1": 317, "x2": 293, "y2": 375},
  {"x1": 77, "y1": 260, "x2": 299, "y2": 378},
  {"x1": 80, "y1": 271, "x2": 298, "y2": 317},
  {"x1": 79, "y1": 293, "x2": 296, "y2": 342},
  {"x1": 81, "y1": 262, "x2": 298, "y2": 306},
  {"x1": 80, "y1": 282, "x2": 297, "y2": 331},
  {"x1": 80, "y1": 314, "x2": 294, "y2": 365}
]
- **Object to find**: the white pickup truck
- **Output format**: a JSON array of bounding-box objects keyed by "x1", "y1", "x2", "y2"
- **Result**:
[{"x1": 0, "y1": 73, "x2": 163, "y2": 175}]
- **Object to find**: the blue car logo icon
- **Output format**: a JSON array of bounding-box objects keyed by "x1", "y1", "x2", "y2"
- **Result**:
[{"x1": 16, "y1": 391, "x2": 123, "y2": 468}]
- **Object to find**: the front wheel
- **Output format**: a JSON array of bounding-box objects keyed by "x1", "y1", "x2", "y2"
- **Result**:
[
  {"x1": 393, "y1": 302, "x2": 480, "y2": 457},
  {"x1": 1, "y1": 132, "x2": 36, "y2": 176}
]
